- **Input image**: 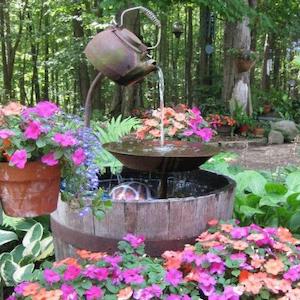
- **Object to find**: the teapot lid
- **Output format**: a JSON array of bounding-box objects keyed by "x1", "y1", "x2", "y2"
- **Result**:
[{"x1": 115, "y1": 28, "x2": 147, "y2": 53}]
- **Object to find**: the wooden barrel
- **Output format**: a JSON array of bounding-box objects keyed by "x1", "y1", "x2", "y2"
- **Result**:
[{"x1": 51, "y1": 170, "x2": 235, "y2": 259}]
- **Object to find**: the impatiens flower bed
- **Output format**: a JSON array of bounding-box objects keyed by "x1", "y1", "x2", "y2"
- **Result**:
[
  {"x1": 7, "y1": 222, "x2": 300, "y2": 300},
  {"x1": 136, "y1": 104, "x2": 213, "y2": 142}
]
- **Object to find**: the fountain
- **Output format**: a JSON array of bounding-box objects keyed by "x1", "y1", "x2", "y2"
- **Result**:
[{"x1": 51, "y1": 7, "x2": 235, "y2": 258}]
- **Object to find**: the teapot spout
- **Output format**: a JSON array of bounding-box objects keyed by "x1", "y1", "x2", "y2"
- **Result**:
[{"x1": 117, "y1": 59, "x2": 157, "y2": 86}]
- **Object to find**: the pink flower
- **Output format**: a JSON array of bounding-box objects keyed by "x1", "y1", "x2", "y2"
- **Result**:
[
  {"x1": 41, "y1": 152, "x2": 59, "y2": 166},
  {"x1": 10, "y1": 149, "x2": 27, "y2": 169},
  {"x1": 230, "y1": 226, "x2": 249, "y2": 239},
  {"x1": 71, "y1": 148, "x2": 85, "y2": 166},
  {"x1": 166, "y1": 295, "x2": 181, "y2": 300},
  {"x1": 122, "y1": 267, "x2": 144, "y2": 284},
  {"x1": 61, "y1": 284, "x2": 78, "y2": 300},
  {"x1": 34, "y1": 101, "x2": 59, "y2": 118},
  {"x1": 85, "y1": 286, "x2": 103, "y2": 300},
  {"x1": 83, "y1": 266, "x2": 109, "y2": 281},
  {"x1": 196, "y1": 127, "x2": 213, "y2": 142},
  {"x1": 53, "y1": 133, "x2": 77, "y2": 147},
  {"x1": 0, "y1": 129, "x2": 15, "y2": 139},
  {"x1": 191, "y1": 107, "x2": 201, "y2": 116},
  {"x1": 24, "y1": 121, "x2": 42, "y2": 140},
  {"x1": 63, "y1": 265, "x2": 81, "y2": 281},
  {"x1": 198, "y1": 272, "x2": 216, "y2": 296},
  {"x1": 43, "y1": 269, "x2": 60, "y2": 284},
  {"x1": 14, "y1": 282, "x2": 29, "y2": 294},
  {"x1": 165, "y1": 269, "x2": 183, "y2": 286},
  {"x1": 123, "y1": 234, "x2": 145, "y2": 248}
]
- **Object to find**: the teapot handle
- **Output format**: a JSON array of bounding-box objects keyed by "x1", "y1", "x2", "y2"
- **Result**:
[{"x1": 120, "y1": 6, "x2": 161, "y2": 50}]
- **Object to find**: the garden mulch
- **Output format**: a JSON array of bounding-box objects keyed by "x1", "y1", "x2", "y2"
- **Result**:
[{"x1": 216, "y1": 136, "x2": 300, "y2": 171}]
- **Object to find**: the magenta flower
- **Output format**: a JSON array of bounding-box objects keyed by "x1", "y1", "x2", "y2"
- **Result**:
[
  {"x1": 85, "y1": 286, "x2": 103, "y2": 300},
  {"x1": 122, "y1": 267, "x2": 144, "y2": 284},
  {"x1": 43, "y1": 269, "x2": 60, "y2": 284},
  {"x1": 10, "y1": 149, "x2": 27, "y2": 169},
  {"x1": 110, "y1": 266, "x2": 123, "y2": 285},
  {"x1": 198, "y1": 272, "x2": 216, "y2": 296},
  {"x1": 35, "y1": 101, "x2": 59, "y2": 118},
  {"x1": 123, "y1": 233, "x2": 145, "y2": 248},
  {"x1": 83, "y1": 266, "x2": 109, "y2": 281},
  {"x1": 134, "y1": 284, "x2": 162, "y2": 300},
  {"x1": 6, "y1": 296, "x2": 17, "y2": 300},
  {"x1": 283, "y1": 265, "x2": 300, "y2": 281},
  {"x1": 14, "y1": 282, "x2": 29, "y2": 294},
  {"x1": 104, "y1": 255, "x2": 122, "y2": 266},
  {"x1": 191, "y1": 107, "x2": 201, "y2": 117},
  {"x1": 72, "y1": 147, "x2": 85, "y2": 166},
  {"x1": 63, "y1": 265, "x2": 81, "y2": 281},
  {"x1": 0, "y1": 129, "x2": 15, "y2": 139},
  {"x1": 61, "y1": 283, "x2": 78, "y2": 300},
  {"x1": 165, "y1": 268, "x2": 183, "y2": 287},
  {"x1": 24, "y1": 121, "x2": 42, "y2": 140},
  {"x1": 196, "y1": 127, "x2": 213, "y2": 142},
  {"x1": 166, "y1": 295, "x2": 181, "y2": 300},
  {"x1": 230, "y1": 226, "x2": 249, "y2": 239},
  {"x1": 53, "y1": 133, "x2": 77, "y2": 147},
  {"x1": 41, "y1": 152, "x2": 59, "y2": 166}
]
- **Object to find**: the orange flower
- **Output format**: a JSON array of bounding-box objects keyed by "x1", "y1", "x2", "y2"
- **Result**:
[
  {"x1": 149, "y1": 129, "x2": 160, "y2": 138},
  {"x1": 273, "y1": 241, "x2": 291, "y2": 252},
  {"x1": 232, "y1": 240, "x2": 249, "y2": 250},
  {"x1": 242, "y1": 274, "x2": 263, "y2": 295},
  {"x1": 264, "y1": 259, "x2": 284, "y2": 275},
  {"x1": 175, "y1": 113, "x2": 186, "y2": 122},
  {"x1": 53, "y1": 257, "x2": 80, "y2": 268},
  {"x1": 220, "y1": 223, "x2": 233, "y2": 233},
  {"x1": 144, "y1": 119, "x2": 159, "y2": 127},
  {"x1": 44, "y1": 289, "x2": 63, "y2": 300},
  {"x1": 250, "y1": 254, "x2": 265, "y2": 269},
  {"x1": 22, "y1": 283, "x2": 41, "y2": 297},
  {"x1": 239, "y1": 270, "x2": 250, "y2": 282},
  {"x1": 207, "y1": 219, "x2": 218, "y2": 226},
  {"x1": 1, "y1": 101, "x2": 24, "y2": 116},
  {"x1": 247, "y1": 233, "x2": 265, "y2": 242},
  {"x1": 168, "y1": 127, "x2": 177, "y2": 137},
  {"x1": 162, "y1": 250, "x2": 182, "y2": 270},
  {"x1": 117, "y1": 286, "x2": 133, "y2": 300},
  {"x1": 184, "y1": 268, "x2": 200, "y2": 282},
  {"x1": 164, "y1": 107, "x2": 175, "y2": 117},
  {"x1": 76, "y1": 249, "x2": 92, "y2": 259},
  {"x1": 31, "y1": 288, "x2": 47, "y2": 300},
  {"x1": 277, "y1": 227, "x2": 299, "y2": 244}
]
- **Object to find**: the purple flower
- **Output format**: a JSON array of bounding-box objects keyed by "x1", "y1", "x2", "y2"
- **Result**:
[
  {"x1": 83, "y1": 266, "x2": 108, "y2": 281},
  {"x1": 134, "y1": 284, "x2": 162, "y2": 300},
  {"x1": 123, "y1": 233, "x2": 145, "y2": 248},
  {"x1": 165, "y1": 268, "x2": 183, "y2": 287},
  {"x1": 34, "y1": 101, "x2": 59, "y2": 118},
  {"x1": 104, "y1": 255, "x2": 122, "y2": 267},
  {"x1": 110, "y1": 267, "x2": 123, "y2": 285},
  {"x1": 122, "y1": 267, "x2": 144, "y2": 285},
  {"x1": 0, "y1": 129, "x2": 15, "y2": 139},
  {"x1": 85, "y1": 286, "x2": 103, "y2": 300},
  {"x1": 6, "y1": 296, "x2": 17, "y2": 300},
  {"x1": 63, "y1": 265, "x2": 81, "y2": 281},
  {"x1": 198, "y1": 272, "x2": 216, "y2": 296},
  {"x1": 43, "y1": 269, "x2": 60, "y2": 284},
  {"x1": 196, "y1": 127, "x2": 213, "y2": 142},
  {"x1": 72, "y1": 147, "x2": 86, "y2": 165},
  {"x1": 166, "y1": 295, "x2": 181, "y2": 300},
  {"x1": 61, "y1": 283, "x2": 78, "y2": 300}
]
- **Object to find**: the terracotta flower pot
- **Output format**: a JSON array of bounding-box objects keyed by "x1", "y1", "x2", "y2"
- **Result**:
[
  {"x1": 253, "y1": 127, "x2": 265, "y2": 137},
  {"x1": 0, "y1": 161, "x2": 61, "y2": 217},
  {"x1": 217, "y1": 125, "x2": 232, "y2": 136},
  {"x1": 235, "y1": 59, "x2": 255, "y2": 73}
]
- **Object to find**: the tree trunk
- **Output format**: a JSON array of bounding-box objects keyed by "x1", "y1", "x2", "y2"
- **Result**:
[
  {"x1": 273, "y1": 40, "x2": 281, "y2": 87},
  {"x1": 43, "y1": 8, "x2": 50, "y2": 99},
  {"x1": 72, "y1": 6, "x2": 90, "y2": 106},
  {"x1": 0, "y1": 0, "x2": 28, "y2": 100},
  {"x1": 185, "y1": 7, "x2": 193, "y2": 106},
  {"x1": 222, "y1": 0, "x2": 252, "y2": 114}
]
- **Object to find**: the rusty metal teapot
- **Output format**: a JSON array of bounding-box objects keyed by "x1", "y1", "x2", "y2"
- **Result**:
[{"x1": 84, "y1": 6, "x2": 161, "y2": 86}]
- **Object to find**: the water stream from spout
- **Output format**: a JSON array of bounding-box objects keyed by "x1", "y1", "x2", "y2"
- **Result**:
[{"x1": 157, "y1": 67, "x2": 165, "y2": 146}]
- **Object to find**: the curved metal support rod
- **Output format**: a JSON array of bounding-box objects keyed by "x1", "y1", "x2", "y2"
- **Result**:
[{"x1": 84, "y1": 72, "x2": 104, "y2": 127}]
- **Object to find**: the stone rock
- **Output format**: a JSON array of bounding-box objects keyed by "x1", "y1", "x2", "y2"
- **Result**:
[
  {"x1": 268, "y1": 130, "x2": 284, "y2": 144},
  {"x1": 271, "y1": 120, "x2": 299, "y2": 142}
]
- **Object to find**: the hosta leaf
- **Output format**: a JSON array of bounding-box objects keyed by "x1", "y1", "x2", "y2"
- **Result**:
[
  {"x1": 23, "y1": 223, "x2": 43, "y2": 247},
  {"x1": 13, "y1": 264, "x2": 34, "y2": 283},
  {"x1": 0, "y1": 229, "x2": 18, "y2": 246}
]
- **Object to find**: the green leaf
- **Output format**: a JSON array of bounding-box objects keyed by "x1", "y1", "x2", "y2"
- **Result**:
[
  {"x1": 36, "y1": 138, "x2": 47, "y2": 148},
  {"x1": 231, "y1": 269, "x2": 240, "y2": 277},
  {"x1": 265, "y1": 182, "x2": 287, "y2": 195},
  {"x1": 286, "y1": 172, "x2": 300, "y2": 192},
  {"x1": 23, "y1": 241, "x2": 41, "y2": 258},
  {"x1": 22, "y1": 223, "x2": 43, "y2": 247},
  {"x1": 13, "y1": 264, "x2": 34, "y2": 283},
  {"x1": 0, "y1": 259, "x2": 19, "y2": 286},
  {"x1": 289, "y1": 212, "x2": 300, "y2": 232},
  {"x1": 239, "y1": 205, "x2": 264, "y2": 217},
  {"x1": 36, "y1": 236, "x2": 54, "y2": 261},
  {"x1": 11, "y1": 245, "x2": 26, "y2": 263},
  {"x1": 0, "y1": 229, "x2": 18, "y2": 246},
  {"x1": 287, "y1": 193, "x2": 300, "y2": 209},
  {"x1": 0, "y1": 253, "x2": 13, "y2": 266},
  {"x1": 235, "y1": 171, "x2": 267, "y2": 196}
]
